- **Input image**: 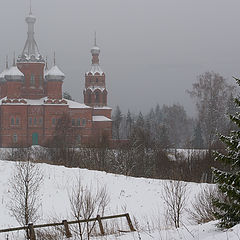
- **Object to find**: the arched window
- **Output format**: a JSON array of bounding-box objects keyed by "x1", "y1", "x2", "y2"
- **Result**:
[
  {"x1": 30, "y1": 74, "x2": 35, "y2": 86},
  {"x1": 77, "y1": 135, "x2": 81, "y2": 143},
  {"x1": 39, "y1": 75, "x2": 42, "y2": 87},
  {"x1": 95, "y1": 91, "x2": 100, "y2": 103},
  {"x1": 88, "y1": 92, "x2": 91, "y2": 103},
  {"x1": 16, "y1": 117, "x2": 20, "y2": 125},
  {"x1": 11, "y1": 117, "x2": 14, "y2": 125},
  {"x1": 13, "y1": 134, "x2": 18, "y2": 143},
  {"x1": 52, "y1": 118, "x2": 56, "y2": 126}
]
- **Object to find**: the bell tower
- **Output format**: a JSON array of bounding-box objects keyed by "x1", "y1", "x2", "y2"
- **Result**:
[{"x1": 84, "y1": 33, "x2": 108, "y2": 107}]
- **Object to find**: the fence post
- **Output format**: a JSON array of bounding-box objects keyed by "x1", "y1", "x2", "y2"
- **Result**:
[
  {"x1": 96, "y1": 215, "x2": 105, "y2": 235},
  {"x1": 62, "y1": 220, "x2": 72, "y2": 238},
  {"x1": 28, "y1": 224, "x2": 36, "y2": 240},
  {"x1": 125, "y1": 213, "x2": 135, "y2": 231}
]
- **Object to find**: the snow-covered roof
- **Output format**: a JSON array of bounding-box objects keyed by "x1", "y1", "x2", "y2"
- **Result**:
[
  {"x1": 0, "y1": 69, "x2": 8, "y2": 82},
  {"x1": 66, "y1": 99, "x2": 91, "y2": 109},
  {"x1": 45, "y1": 65, "x2": 65, "y2": 81},
  {"x1": 4, "y1": 66, "x2": 24, "y2": 81},
  {"x1": 0, "y1": 97, "x2": 91, "y2": 109},
  {"x1": 92, "y1": 116, "x2": 112, "y2": 122},
  {"x1": 47, "y1": 65, "x2": 65, "y2": 77},
  {"x1": 86, "y1": 64, "x2": 104, "y2": 76},
  {"x1": 94, "y1": 106, "x2": 112, "y2": 110}
]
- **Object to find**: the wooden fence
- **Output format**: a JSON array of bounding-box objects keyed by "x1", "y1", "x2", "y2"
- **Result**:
[{"x1": 0, "y1": 213, "x2": 135, "y2": 240}]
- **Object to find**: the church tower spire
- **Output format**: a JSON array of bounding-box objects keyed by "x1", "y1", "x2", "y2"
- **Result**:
[
  {"x1": 18, "y1": 1, "x2": 43, "y2": 62},
  {"x1": 84, "y1": 34, "x2": 108, "y2": 107}
]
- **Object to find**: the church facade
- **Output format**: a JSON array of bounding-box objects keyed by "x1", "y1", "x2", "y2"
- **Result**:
[{"x1": 0, "y1": 9, "x2": 112, "y2": 147}]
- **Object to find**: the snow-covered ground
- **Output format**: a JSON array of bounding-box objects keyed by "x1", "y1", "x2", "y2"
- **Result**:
[{"x1": 0, "y1": 160, "x2": 239, "y2": 239}]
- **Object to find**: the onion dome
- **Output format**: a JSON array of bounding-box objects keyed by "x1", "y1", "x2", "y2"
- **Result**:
[
  {"x1": 45, "y1": 65, "x2": 65, "y2": 81},
  {"x1": 0, "y1": 69, "x2": 8, "y2": 82},
  {"x1": 91, "y1": 45, "x2": 100, "y2": 55},
  {"x1": 0, "y1": 56, "x2": 9, "y2": 82},
  {"x1": 5, "y1": 66, "x2": 24, "y2": 82}
]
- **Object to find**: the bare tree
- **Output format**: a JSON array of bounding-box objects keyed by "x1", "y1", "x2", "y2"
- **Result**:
[
  {"x1": 187, "y1": 71, "x2": 235, "y2": 150},
  {"x1": 8, "y1": 156, "x2": 44, "y2": 238},
  {"x1": 162, "y1": 180, "x2": 188, "y2": 228},
  {"x1": 69, "y1": 178, "x2": 109, "y2": 239},
  {"x1": 188, "y1": 185, "x2": 226, "y2": 224}
]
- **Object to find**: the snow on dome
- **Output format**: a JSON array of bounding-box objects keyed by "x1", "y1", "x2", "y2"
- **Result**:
[
  {"x1": 91, "y1": 45, "x2": 100, "y2": 55},
  {"x1": 4, "y1": 66, "x2": 24, "y2": 81},
  {"x1": 26, "y1": 14, "x2": 36, "y2": 23},
  {"x1": 0, "y1": 69, "x2": 8, "y2": 82},
  {"x1": 45, "y1": 65, "x2": 65, "y2": 81}
]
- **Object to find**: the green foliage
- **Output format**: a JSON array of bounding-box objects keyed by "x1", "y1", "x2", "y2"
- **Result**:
[{"x1": 212, "y1": 77, "x2": 240, "y2": 228}]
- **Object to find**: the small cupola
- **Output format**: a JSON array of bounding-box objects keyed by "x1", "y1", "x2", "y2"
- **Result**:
[
  {"x1": 0, "y1": 56, "x2": 9, "y2": 82},
  {"x1": 5, "y1": 56, "x2": 24, "y2": 82},
  {"x1": 45, "y1": 53, "x2": 65, "y2": 81}
]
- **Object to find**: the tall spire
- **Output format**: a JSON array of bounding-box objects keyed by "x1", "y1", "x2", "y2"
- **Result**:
[
  {"x1": 45, "y1": 56, "x2": 48, "y2": 70},
  {"x1": 13, "y1": 52, "x2": 16, "y2": 66},
  {"x1": 29, "y1": 0, "x2": 32, "y2": 15},
  {"x1": 53, "y1": 52, "x2": 56, "y2": 66},
  {"x1": 6, "y1": 55, "x2": 8, "y2": 69},
  {"x1": 18, "y1": 1, "x2": 43, "y2": 63},
  {"x1": 94, "y1": 31, "x2": 97, "y2": 46}
]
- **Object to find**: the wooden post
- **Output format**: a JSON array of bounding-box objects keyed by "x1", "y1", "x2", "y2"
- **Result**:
[
  {"x1": 96, "y1": 215, "x2": 105, "y2": 235},
  {"x1": 62, "y1": 220, "x2": 72, "y2": 238},
  {"x1": 125, "y1": 213, "x2": 135, "y2": 231},
  {"x1": 28, "y1": 224, "x2": 36, "y2": 240}
]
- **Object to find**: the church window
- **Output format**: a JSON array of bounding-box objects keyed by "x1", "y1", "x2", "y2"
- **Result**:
[
  {"x1": 82, "y1": 119, "x2": 86, "y2": 126},
  {"x1": 34, "y1": 117, "x2": 37, "y2": 125},
  {"x1": 77, "y1": 118, "x2": 81, "y2": 126},
  {"x1": 11, "y1": 117, "x2": 14, "y2": 125},
  {"x1": 77, "y1": 135, "x2": 81, "y2": 143},
  {"x1": 39, "y1": 117, "x2": 43, "y2": 125},
  {"x1": 95, "y1": 91, "x2": 100, "y2": 103},
  {"x1": 96, "y1": 78, "x2": 98, "y2": 83},
  {"x1": 29, "y1": 117, "x2": 32, "y2": 126},
  {"x1": 16, "y1": 117, "x2": 20, "y2": 125},
  {"x1": 13, "y1": 134, "x2": 18, "y2": 143},
  {"x1": 39, "y1": 75, "x2": 42, "y2": 87},
  {"x1": 30, "y1": 74, "x2": 35, "y2": 86},
  {"x1": 88, "y1": 93, "x2": 91, "y2": 103},
  {"x1": 52, "y1": 118, "x2": 56, "y2": 126},
  {"x1": 72, "y1": 119, "x2": 75, "y2": 126}
]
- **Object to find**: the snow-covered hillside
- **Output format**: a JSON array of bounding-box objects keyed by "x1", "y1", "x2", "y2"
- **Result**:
[{"x1": 0, "y1": 160, "x2": 239, "y2": 239}]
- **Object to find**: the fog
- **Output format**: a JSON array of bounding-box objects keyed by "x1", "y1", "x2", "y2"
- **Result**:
[{"x1": 0, "y1": 0, "x2": 240, "y2": 116}]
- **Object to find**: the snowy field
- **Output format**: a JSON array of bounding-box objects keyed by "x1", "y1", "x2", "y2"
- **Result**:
[{"x1": 0, "y1": 160, "x2": 239, "y2": 239}]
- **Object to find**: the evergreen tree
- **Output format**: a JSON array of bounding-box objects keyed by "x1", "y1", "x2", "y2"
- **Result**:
[
  {"x1": 212, "y1": 78, "x2": 240, "y2": 228},
  {"x1": 63, "y1": 91, "x2": 74, "y2": 100},
  {"x1": 112, "y1": 106, "x2": 122, "y2": 139},
  {"x1": 192, "y1": 122, "x2": 204, "y2": 149},
  {"x1": 126, "y1": 110, "x2": 132, "y2": 138}
]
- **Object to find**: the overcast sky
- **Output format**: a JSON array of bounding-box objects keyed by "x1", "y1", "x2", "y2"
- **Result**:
[{"x1": 0, "y1": 0, "x2": 240, "y2": 116}]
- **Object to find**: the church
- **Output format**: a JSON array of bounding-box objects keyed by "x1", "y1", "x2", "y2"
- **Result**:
[{"x1": 0, "y1": 8, "x2": 112, "y2": 147}]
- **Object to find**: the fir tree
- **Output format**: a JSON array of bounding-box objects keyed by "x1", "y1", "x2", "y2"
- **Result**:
[
  {"x1": 212, "y1": 77, "x2": 240, "y2": 228},
  {"x1": 192, "y1": 122, "x2": 204, "y2": 149}
]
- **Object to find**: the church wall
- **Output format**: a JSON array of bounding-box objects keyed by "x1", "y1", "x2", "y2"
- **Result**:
[
  {"x1": 17, "y1": 62, "x2": 45, "y2": 99},
  {"x1": 0, "y1": 105, "x2": 28, "y2": 147}
]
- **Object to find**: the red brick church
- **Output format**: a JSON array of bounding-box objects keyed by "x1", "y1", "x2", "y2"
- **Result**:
[{"x1": 0, "y1": 9, "x2": 112, "y2": 147}]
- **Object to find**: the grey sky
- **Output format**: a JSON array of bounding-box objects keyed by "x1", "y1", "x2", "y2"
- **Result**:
[{"x1": 0, "y1": 0, "x2": 240, "y2": 116}]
